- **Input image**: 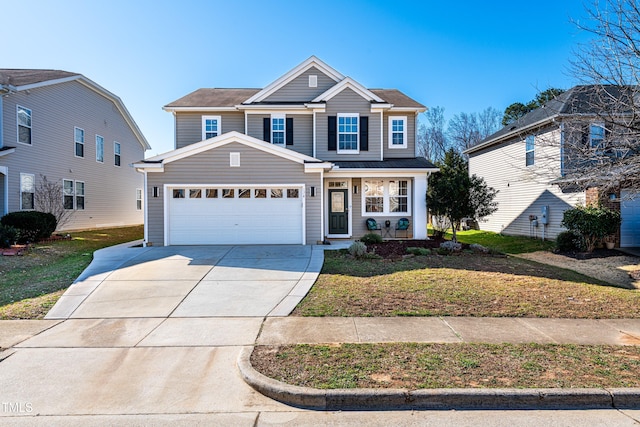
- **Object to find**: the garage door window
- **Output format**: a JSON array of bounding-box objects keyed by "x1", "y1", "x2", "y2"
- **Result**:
[
  {"x1": 222, "y1": 189, "x2": 234, "y2": 198},
  {"x1": 287, "y1": 189, "x2": 299, "y2": 198},
  {"x1": 271, "y1": 189, "x2": 283, "y2": 198},
  {"x1": 190, "y1": 189, "x2": 202, "y2": 198},
  {"x1": 173, "y1": 189, "x2": 185, "y2": 198},
  {"x1": 255, "y1": 189, "x2": 267, "y2": 198},
  {"x1": 206, "y1": 189, "x2": 218, "y2": 198},
  {"x1": 239, "y1": 188, "x2": 250, "y2": 198}
]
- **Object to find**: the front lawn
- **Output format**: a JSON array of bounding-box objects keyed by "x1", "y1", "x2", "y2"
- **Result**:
[
  {"x1": 293, "y1": 251, "x2": 640, "y2": 318},
  {"x1": 442, "y1": 229, "x2": 555, "y2": 254},
  {"x1": 252, "y1": 343, "x2": 640, "y2": 389},
  {"x1": 0, "y1": 225, "x2": 143, "y2": 319}
]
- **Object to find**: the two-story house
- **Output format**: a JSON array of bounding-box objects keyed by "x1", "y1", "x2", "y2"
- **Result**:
[
  {"x1": 134, "y1": 56, "x2": 437, "y2": 246},
  {"x1": 0, "y1": 69, "x2": 150, "y2": 230},
  {"x1": 466, "y1": 85, "x2": 640, "y2": 247}
]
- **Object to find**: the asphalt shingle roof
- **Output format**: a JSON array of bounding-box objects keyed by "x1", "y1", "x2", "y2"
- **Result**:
[{"x1": 0, "y1": 69, "x2": 79, "y2": 87}]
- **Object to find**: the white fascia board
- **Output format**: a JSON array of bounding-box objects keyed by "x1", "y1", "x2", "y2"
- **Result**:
[
  {"x1": 135, "y1": 164, "x2": 164, "y2": 172},
  {"x1": 239, "y1": 106, "x2": 313, "y2": 115},
  {"x1": 464, "y1": 115, "x2": 558, "y2": 154},
  {"x1": 304, "y1": 103, "x2": 326, "y2": 112},
  {"x1": 0, "y1": 148, "x2": 16, "y2": 157},
  {"x1": 388, "y1": 107, "x2": 427, "y2": 113},
  {"x1": 312, "y1": 77, "x2": 385, "y2": 103},
  {"x1": 371, "y1": 104, "x2": 393, "y2": 113},
  {"x1": 243, "y1": 56, "x2": 345, "y2": 104},
  {"x1": 163, "y1": 106, "x2": 238, "y2": 112},
  {"x1": 14, "y1": 75, "x2": 81, "y2": 91},
  {"x1": 304, "y1": 162, "x2": 333, "y2": 172},
  {"x1": 326, "y1": 169, "x2": 438, "y2": 178}
]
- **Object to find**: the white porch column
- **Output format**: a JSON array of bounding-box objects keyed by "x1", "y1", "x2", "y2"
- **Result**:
[{"x1": 413, "y1": 174, "x2": 428, "y2": 239}]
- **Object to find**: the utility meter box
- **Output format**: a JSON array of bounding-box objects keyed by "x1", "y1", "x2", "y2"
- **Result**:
[{"x1": 541, "y1": 206, "x2": 549, "y2": 225}]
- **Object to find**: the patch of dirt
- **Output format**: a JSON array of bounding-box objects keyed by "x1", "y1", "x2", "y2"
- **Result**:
[
  {"x1": 367, "y1": 239, "x2": 474, "y2": 259},
  {"x1": 518, "y1": 251, "x2": 640, "y2": 289}
]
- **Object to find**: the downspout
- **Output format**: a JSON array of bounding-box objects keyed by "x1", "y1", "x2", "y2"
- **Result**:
[
  {"x1": 142, "y1": 170, "x2": 148, "y2": 247},
  {"x1": 0, "y1": 92, "x2": 4, "y2": 149}
]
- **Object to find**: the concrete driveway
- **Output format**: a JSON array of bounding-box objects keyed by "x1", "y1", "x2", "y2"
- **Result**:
[{"x1": 46, "y1": 243, "x2": 322, "y2": 320}]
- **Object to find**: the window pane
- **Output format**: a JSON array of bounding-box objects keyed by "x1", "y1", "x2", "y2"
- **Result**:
[
  {"x1": 189, "y1": 189, "x2": 201, "y2": 198},
  {"x1": 21, "y1": 174, "x2": 34, "y2": 192},
  {"x1": 76, "y1": 182, "x2": 85, "y2": 196},
  {"x1": 271, "y1": 189, "x2": 283, "y2": 198},
  {"x1": 64, "y1": 195, "x2": 74, "y2": 210},
  {"x1": 96, "y1": 136, "x2": 104, "y2": 162},
  {"x1": 365, "y1": 197, "x2": 384, "y2": 213},
  {"x1": 255, "y1": 189, "x2": 267, "y2": 198},
  {"x1": 75, "y1": 128, "x2": 84, "y2": 143},
  {"x1": 222, "y1": 189, "x2": 234, "y2": 198},
  {"x1": 76, "y1": 142, "x2": 84, "y2": 157},
  {"x1": 390, "y1": 197, "x2": 408, "y2": 212},
  {"x1": 206, "y1": 189, "x2": 218, "y2": 198},
  {"x1": 364, "y1": 181, "x2": 383, "y2": 197},
  {"x1": 18, "y1": 126, "x2": 31, "y2": 144},
  {"x1": 239, "y1": 188, "x2": 250, "y2": 198},
  {"x1": 18, "y1": 107, "x2": 31, "y2": 127},
  {"x1": 287, "y1": 189, "x2": 299, "y2": 198},
  {"x1": 172, "y1": 189, "x2": 185, "y2": 198},
  {"x1": 76, "y1": 196, "x2": 85, "y2": 210},
  {"x1": 21, "y1": 193, "x2": 34, "y2": 210}
]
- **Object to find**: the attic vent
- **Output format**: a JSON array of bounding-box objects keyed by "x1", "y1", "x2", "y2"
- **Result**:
[
  {"x1": 230, "y1": 152, "x2": 240, "y2": 167},
  {"x1": 309, "y1": 75, "x2": 317, "y2": 88}
]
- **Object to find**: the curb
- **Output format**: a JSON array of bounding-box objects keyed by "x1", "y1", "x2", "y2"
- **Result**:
[{"x1": 238, "y1": 346, "x2": 640, "y2": 410}]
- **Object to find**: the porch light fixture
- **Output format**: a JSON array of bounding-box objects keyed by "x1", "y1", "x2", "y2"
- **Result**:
[
  {"x1": 310, "y1": 186, "x2": 316, "y2": 197},
  {"x1": 353, "y1": 185, "x2": 359, "y2": 194},
  {"x1": 153, "y1": 187, "x2": 159, "y2": 198}
]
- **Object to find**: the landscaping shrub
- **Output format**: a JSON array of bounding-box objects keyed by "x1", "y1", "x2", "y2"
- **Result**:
[
  {"x1": 360, "y1": 233, "x2": 383, "y2": 245},
  {"x1": 561, "y1": 205, "x2": 621, "y2": 252},
  {"x1": 469, "y1": 243, "x2": 489, "y2": 253},
  {"x1": 555, "y1": 230, "x2": 585, "y2": 252},
  {"x1": 0, "y1": 211, "x2": 57, "y2": 243},
  {"x1": 407, "y1": 247, "x2": 431, "y2": 256},
  {"x1": 439, "y1": 241, "x2": 462, "y2": 253},
  {"x1": 348, "y1": 241, "x2": 367, "y2": 258},
  {"x1": 0, "y1": 224, "x2": 19, "y2": 248}
]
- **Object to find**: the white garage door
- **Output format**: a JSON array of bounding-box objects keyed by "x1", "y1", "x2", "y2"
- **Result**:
[
  {"x1": 621, "y1": 190, "x2": 640, "y2": 248},
  {"x1": 167, "y1": 186, "x2": 304, "y2": 245}
]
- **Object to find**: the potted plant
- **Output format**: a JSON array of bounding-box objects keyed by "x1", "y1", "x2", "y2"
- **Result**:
[{"x1": 604, "y1": 235, "x2": 616, "y2": 250}]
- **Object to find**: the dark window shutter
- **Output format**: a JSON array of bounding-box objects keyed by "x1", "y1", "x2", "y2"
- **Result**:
[
  {"x1": 360, "y1": 116, "x2": 369, "y2": 151},
  {"x1": 286, "y1": 117, "x2": 294, "y2": 145},
  {"x1": 328, "y1": 116, "x2": 337, "y2": 151},
  {"x1": 263, "y1": 117, "x2": 271, "y2": 143}
]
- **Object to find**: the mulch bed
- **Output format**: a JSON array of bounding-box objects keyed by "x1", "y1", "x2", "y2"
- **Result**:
[
  {"x1": 367, "y1": 238, "x2": 471, "y2": 259},
  {"x1": 555, "y1": 248, "x2": 624, "y2": 260}
]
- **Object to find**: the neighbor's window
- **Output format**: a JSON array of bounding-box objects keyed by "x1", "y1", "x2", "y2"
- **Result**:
[
  {"x1": 364, "y1": 180, "x2": 384, "y2": 213},
  {"x1": 525, "y1": 135, "x2": 535, "y2": 166},
  {"x1": 338, "y1": 113, "x2": 358, "y2": 152},
  {"x1": 136, "y1": 188, "x2": 142, "y2": 210},
  {"x1": 389, "y1": 116, "x2": 407, "y2": 148},
  {"x1": 96, "y1": 135, "x2": 104, "y2": 163},
  {"x1": 17, "y1": 106, "x2": 32, "y2": 145},
  {"x1": 20, "y1": 173, "x2": 35, "y2": 210},
  {"x1": 271, "y1": 115, "x2": 285, "y2": 145},
  {"x1": 75, "y1": 127, "x2": 85, "y2": 157},
  {"x1": 75, "y1": 181, "x2": 85, "y2": 210},
  {"x1": 114, "y1": 142, "x2": 121, "y2": 166},
  {"x1": 590, "y1": 123, "x2": 605, "y2": 150},
  {"x1": 202, "y1": 115, "x2": 221, "y2": 140},
  {"x1": 63, "y1": 179, "x2": 75, "y2": 209}
]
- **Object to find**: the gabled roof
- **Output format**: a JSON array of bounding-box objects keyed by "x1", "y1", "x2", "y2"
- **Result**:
[
  {"x1": 243, "y1": 56, "x2": 345, "y2": 104},
  {"x1": 465, "y1": 85, "x2": 635, "y2": 154},
  {"x1": 134, "y1": 131, "x2": 331, "y2": 171},
  {"x1": 370, "y1": 89, "x2": 426, "y2": 110},
  {"x1": 312, "y1": 77, "x2": 385, "y2": 103},
  {"x1": 164, "y1": 88, "x2": 260, "y2": 109},
  {"x1": 0, "y1": 69, "x2": 150, "y2": 151}
]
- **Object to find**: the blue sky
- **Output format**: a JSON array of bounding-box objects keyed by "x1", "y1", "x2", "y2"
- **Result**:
[{"x1": 3, "y1": 0, "x2": 592, "y2": 156}]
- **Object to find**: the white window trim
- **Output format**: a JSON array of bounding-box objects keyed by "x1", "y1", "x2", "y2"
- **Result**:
[
  {"x1": 75, "y1": 180, "x2": 85, "y2": 210},
  {"x1": 202, "y1": 115, "x2": 221, "y2": 140},
  {"x1": 525, "y1": 135, "x2": 535, "y2": 167},
  {"x1": 20, "y1": 173, "x2": 35, "y2": 210},
  {"x1": 74, "y1": 127, "x2": 85, "y2": 158},
  {"x1": 136, "y1": 188, "x2": 143, "y2": 210},
  {"x1": 114, "y1": 141, "x2": 121, "y2": 167},
  {"x1": 17, "y1": 105, "x2": 32, "y2": 146},
  {"x1": 388, "y1": 116, "x2": 407, "y2": 149},
  {"x1": 337, "y1": 113, "x2": 359, "y2": 154},
  {"x1": 271, "y1": 113, "x2": 286, "y2": 145},
  {"x1": 361, "y1": 179, "x2": 411, "y2": 217},
  {"x1": 96, "y1": 135, "x2": 104, "y2": 163}
]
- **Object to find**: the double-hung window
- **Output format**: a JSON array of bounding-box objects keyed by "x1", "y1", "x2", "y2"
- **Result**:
[
  {"x1": 525, "y1": 135, "x2": 535, "y2": 166},
  {"x1": 114, "y1": 142, "x2": 121, "y2": 166},
  {"x1": 74, "y1": 127, "x2": 85, "y2": 157},
  {"x1": 96, "y1": 135, "x2": 104, "y2": 163},
  {"x1": 271, "y1": 114, "x2": 285, "y2": 145},
  {"x1": 20, "y1": 173, "x2": 35, "y2": 210},
  {"x1": 136, "y1": 189, "x2": 143, "y2": 210},
  {"x1": 388, "y1": 116, "x2": 407, "y2": 148},
  {"x1": 202, "y1": 115, "x2": 221, "y2": 140},
  {"x1": 75, "y1": 181, "x2": 85, "y2": 210},
  {"x1": 338, "y1": 113, "x2": 359, "y2": 153},
  {"x1": 17, "y1": 106, "x2": 32, "y2": 145},
  {"x1": 63, "y1": 180, "x2": 74, "y2": 210},
  {"x1": 363, "y1": 179, "x2": 410, "y2": 215},
  {"x1": 590, "y1": 123, "x2": 605, "y2": 150}
]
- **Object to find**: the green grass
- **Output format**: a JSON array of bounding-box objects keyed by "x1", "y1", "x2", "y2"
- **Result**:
[
  {"x1": 437, "y1": 229, "x2": 555, "y2": 254},
  {"x1": 252, "y1": 343, "x2": 640, "y2": 389},
  {"x1": 0, "y1": 225, "x2": 143, "y2": 319}
]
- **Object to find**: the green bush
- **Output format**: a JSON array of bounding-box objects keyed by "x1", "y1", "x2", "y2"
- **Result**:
[
  {"x1": 561, "y1": 205, "x2": 621, "y2": 252},
  {"x1": 555, "y1": 230, "x2": 585, "y2": 252},
  {"x1": 0, "y1": 224, "x2": 19, "y2": 248},
  {"x1": 407, "y1": 247, "x2": 431, "y2": 256},
  {"x1": 0, "y1": 211, "x2": 57, "y2": 243},
  {"x1": 360, "y1": 233, "x2": 383, "y2": 245},
  {"x1": 348, "y1": 241, "x2": 367, "y2": 258}
]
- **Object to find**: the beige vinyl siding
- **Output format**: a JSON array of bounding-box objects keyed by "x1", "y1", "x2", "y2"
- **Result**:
[
  {"x1": 246, "y1": 114, "x2": 313, "y2": 157},
  {"x1": 175, "y1": 111, "x2": 244, "y2": 149},
  {"x1": 468, "y1": 127, "x2": 583, "y2": 239},
  {"x1": 382, "y1": 113, "x2": 416, "y2": 158},
  {"x1": 263, "y1": 66, "x2": 337, "y2": 102},
  {"x1": 146, "y1": 142, "x2": 322, "y2": 245},
  {"x1": 2, "y1": 81, "x2": 145, "y2": 230},
  {"x1": 316, "y1": 88, "x2": 381, "y2": 161}
]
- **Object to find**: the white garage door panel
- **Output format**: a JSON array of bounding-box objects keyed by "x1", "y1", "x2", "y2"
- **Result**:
[
  {"x1": 621, "y1": 190, "x2": 640, "y2": 248},
  {"x1": 168, "y1": 187, "x2": 303, "y2": 245}
]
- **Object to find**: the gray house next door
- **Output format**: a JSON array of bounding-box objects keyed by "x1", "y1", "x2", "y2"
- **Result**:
[{"x1": 328, "y1": 189, "x2": 348, "y2": 234}]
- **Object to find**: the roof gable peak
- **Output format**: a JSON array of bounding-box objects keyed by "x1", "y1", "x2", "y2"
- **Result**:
[{"x1": 312, "y1": 77, "x2": 385, "y2": 103}]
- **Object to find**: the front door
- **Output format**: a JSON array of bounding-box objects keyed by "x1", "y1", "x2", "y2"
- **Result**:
[{"x1": 328, "y1": 189, "x2": 348, "y2": 234}]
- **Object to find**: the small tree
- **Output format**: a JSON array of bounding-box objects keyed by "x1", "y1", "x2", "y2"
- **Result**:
[
  {"x1": 34, "y1": 175, "x2": 73, "y2": 229},
  {"x1": 427, "y1": 149, "x2": 499, "y2": 242},
  {"x1": 561, "y1": 205, "x2": 621, "y2": 252}
]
